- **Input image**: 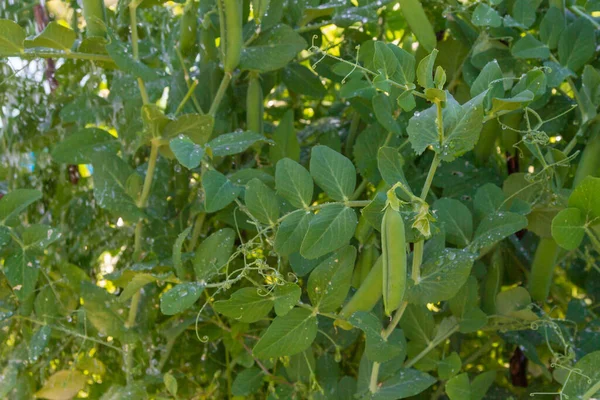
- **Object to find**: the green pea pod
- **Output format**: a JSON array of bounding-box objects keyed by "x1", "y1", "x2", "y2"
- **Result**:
[
  {"x1": 201, "y1": 27, "x2": 218, "y2": 62},
  {"x1": 474, "y1": 119, "x2": 500, "y2": 165},
  {"x1": 179, "y1": 0, "x2": 198, "y2": 56},
  {"x1": 573, "y1": 128, "x2": 600, "y2": 186},
  {"x1": 338, "y1": 256, "x2": 383, "y2": 324},
  {"x1": 482, "y1": 247, "x2": 504, "y2": 314},
  {"x1": 82, "y1": 0, "x2": 106, "y2": 37},
  {"x1": 398, "y1": 0, "x2": 436, "y2": 52},
  {"x1": 381, "y1": 207, "x2": 407, "y2": 316},
  {"x1": 221, "y1": 0, "x2": 243, "y2": 72},
  {"x1": 529, "y1": 237, "x2": 559, "y2": 302},
  {"x1": 352, "y1": 242, "x2": 378, "y2": 289},
  {"x1": 246, "y1": 73, "x2": 264, "y2": 133}
]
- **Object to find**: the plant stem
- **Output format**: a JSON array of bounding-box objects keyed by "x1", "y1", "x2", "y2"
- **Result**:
[
  {"x1": 124, "y1": 290, "x2": 141, "y2": 384},
  {"x1": 175, "y1": 79, "x2": 199, "y2": 116},
  {"x1": 137, "y1": 141, "x2": 160, "y2": 209},
  {"x1": 17, "y1": 50, "x2": 113, "y2": 62},
  {"x1": 411, "y1": 240, "x2": 423, "y2": 282},
  {"x1": 129, "y1": 0, "x2": 149, "y2": 105},
  {"x1": 420, "y1": 154, "x2": 440, "y2": 200},
  {"x1": 369, "y1": 301, "x2": 408, "y2": 393},
  {"x1": 209, "y1": 72, "x2": 232, "y2": 117},
  {"x1": 404, "y1": 324, "x2": 459, "y2": 368}
]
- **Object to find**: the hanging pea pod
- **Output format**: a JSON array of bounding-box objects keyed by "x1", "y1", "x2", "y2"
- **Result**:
[
  {"x1": 246, "y1": 72, "x2": 264, "y2": 133},
  {"x1": 220, "y1": 0, "x2": 243, "y2": 73},
  {"x1": 352, "y1": 239, "x2": 379, "y2": 289},
  {"x1": 200, "y1": 24, "x2": 218, "y2": 62},
  {"x1": 179, "y1": 0, "x2": 198, "y2": 57},
  {"x1": 529, "y1": 237, "x2": 559, "y2": 302},
  {"x1": 381, "y1": 205, "x2": 407, "y2": 316},
  {"x1": 82, "y1": 0, "x2": 106, "y2": 37},
  {"x1": 397, "y1": 0, "x2": 437, "y2": 52},
  {"x1": 474, "y1": 119, "x2": 501, "y2": 165},
  {"x1": 337, "y1": 256, "x2": 383, "y2": 328},
  {"x1": 482, "y1": 246, "x2": 504, "y2": 314}
]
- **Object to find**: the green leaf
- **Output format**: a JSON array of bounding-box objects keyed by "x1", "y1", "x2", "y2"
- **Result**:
[
  {"x1": 472, "y1": 3, "x2": 502, "y2": 28},
  {"x1": 282, "y1": 63, "x2": 326, "y2": 97},
  {"x1": 25, "y1": 22, "x2": 75, "y2": 51},
  {"x1": 470, "y1": 60, "x2": 503, "y2": 99},
  {"x1": 349, "y1": 311, "x2": 404, "y2": 363},
  {"x1": 240, "y1": 24, "x2": 307, "y2": 72},
  {"x1": 433, "y1": 199, "x2": 473, "y2": 247},
  {"x1": 388, "y1": 44, "x2": 416, "y2": 85},
  {"x1": 438, "y1": 352, "x2": 461, "y2": 380},
  {"x1": 372, "y1": 93, "x2": 401, "y2": 135},
  {"x1": 245, "y1": 178, "x2": 280, "y2": 225},
  {"x1": 29, "y1": 325, "x2": 51, "y2": 362},
  {"x1": 446, "y1": 373, "x2": 471, "y2": 400},
  {"x1": 374, "y1": 368, "x2": 436, "y2": 399},
  {"x1": 0, "y1": 19, "x2": 26, "y2": 55},
  {"x1": 274, "y1": 210, "x2": 312, "y2": 256},
  {"x1": 496, "y1": 286, "x2": 537, "y2": 320},
  {"x1": 490, "y1": 90, "x2": 534, "y2": 115},
  {"x1": 374, "y1": 41, "x2": 400, "y2": 80},
  {"x1": 169, "y1": 135, "x2": 204, "y2": 169},
  {"x1": 81, "y1": 281, "x2": 136, "y2": 342},
  {"x1": 474, "y1": 183, "x2": 505, "y2": 218},
  {"x1": 470, "y1": 371, "x2": 496, "y2": 400},
  {"x1": 4, "y1": 250, "x2": 39, "y2": 301},
  {"x1": 160, "y1": 282, "x2": 204, "y2": 315},
  {"x1": 202, "y1": 170, "x2": 241, "y2": 213},
  {"x1": 308, "y1": 245, "x2": 356, "y2": 312},
  {"x1": 52, "y1": 128, "x2": 119, "y2": 164},
  {"x1": 90, "y1": 153, "x2": 145, "y2": 222},
  {"x1": 35, "y1": 370, "x2": 86, "y2": 400},
  {"x1": 213, "y1": 287, "x2": 274, "y2": 323},
  {"x1": 469, "y1": 211, "x2": 527, "y2": 251},
  {"x1": 558, "y1": 18, "x2": 596, "y2": 72},
  {"x1": 276, "y1": 158, "x2": 313, "y2": 209},
  {"x1": 105, "y1": 34, "x2": 159, "y2": 81},
  {"x1": 568, "y1": 176, "x2": 600, "y2": 221},
  {"x1": 551, "y1": 208, "x2": 586, "y2": 250},
  {"x1": 511, "y1": 0, "x2": 540, "y2": 28},
  {"x1": 22, "y1": 224, "x2": 60, "y2": 254},
  {"x1": 398, "y1": 0, "x2": 437, "y2": 52},
  {"x1": 273, "y1": 283, "x2": 301, "y2": 316},
  {"x1": 208, "y1": 131, "x2": 271, "y2": 157},
  {"x1": 172, "y1": 226, "x2": 192, "y2": 279},
  {"x1": 163, "y1": 114, "x2": 214, "y2": 145},
  {"x1": 400, "y1": 304, "x2": 435, "y2": 344},
  {"x1": 407, "y1": 93, "x2": 485, "y2": 161},
  {"x1": 377, "y1": 147, "x2": 410, "y2": 192},
  {"x1": 449, "y1": 277, "x2": 487, "y2": 333},
  {"x1": 300, "y1": 204, "x2": 358, "y2": 259},
  {"x1": 309, "y1": 145, "x2": 356, "y2": 201},
  {"x1": 511, "y1": 34, "x2": 549, "y2": 59},
  {"x1": 118, "y1": 274, "x2": 158, "y2": 303},
  {"x1": 0, "y1": 189, "x2": 42, "y2": 226},
  {"x1": 539, "y1": 7, "x2": 565, "y2": 50},
  {"x1": 416, "y1": 49, "x2": 437, "y2": 89},
  {"x1": 194, "y1": 228, "x2": 236, "y2": 281},
  {"x1": 231, "y1": 367, "x2": 264, "y2": 396},
  {"x1": 253, "y1": 307, "x2": 318, "y2": 359},
  {"x1": 561, "y1": 350, "x2": 600, "y2": 399},
  {"x1": 407, "y1": 249, "x2": 475, "y2": 304},
  {"x1": 270, "y1": 110, "x2": 300, "y2": 163},
  {"x1": 164, "y1": 372, "x2": 178, "y2": 396},
  {"x1": 511, "y1": 70, "x2": 546, "y2": 98}
]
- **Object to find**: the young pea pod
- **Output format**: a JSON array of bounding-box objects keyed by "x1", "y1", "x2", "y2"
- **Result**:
[
  {"x1": 529, "y1": 238, "x2": 559, "y2": 302},
  {"x1": 482, "y1": 247, "x2": 504, "y2": 314},
  {"x1": 381, "y1": 206, "x2": 407, "y2": 316},
  {"x1": 397, "y1": 0, "x2": 436, "y2": 52},
  {"x1": 337, "y1": 256, "x2": 383, "y2": 328},
  {"x1": 352, "y1": 241, "x2": 379, "y2": 289},
  {"x1": 179, "y1": 0, "x2": 198, "y2": 56},
  {"x1": 82, "y1": 0, "x2": 106, "y2": 37},
  {"x1": 221, "y1": 0, "x2": 243, "y2": 72},
  {"x1": 246, "y1": 73, "x2": 264, "y2": 133}
]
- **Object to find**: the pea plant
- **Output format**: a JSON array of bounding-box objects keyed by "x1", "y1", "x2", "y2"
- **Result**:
[{"x1": 1, "y1": 0, "x2": 600, "y2": 398}]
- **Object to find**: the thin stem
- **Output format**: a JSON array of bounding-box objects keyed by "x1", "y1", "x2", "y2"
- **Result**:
[
  {"x1": 137, "y1": 141, "x2": 160, "y2": 209},
  {"x1": 157, "y1": 337, "x2": 175, "y2": 371},
  {"x1": 570, "y1": 5, "x2": 600, "y2": 29},
  {"x1": 124, "y1": 290, "x2": 142, "y2": 384},
  {"x1": 209, "y1": 72, "x2": 232, "y2": 117},
  {"x1": 175, "y1": 79, "x2": 199, "y2": 116},
  {"x1": 351, "y1": 179, "x2": 368, "y2": 200},
  {"x1": 420, "y1": 154, "x2": 440, "y2": 200},
  {"x1": 129, "y1": 0, "x2": 149, "y2": 105},
  {"x1": 369, "y1": 301, "x2": 408, "y2": 394},
  {"x1": 16, "y1": 50, "x2": 114, "y2": 62},
  {"x1": 404, "y1": 325, "x2": 459, "y2": 369},
  {"x1": 188, "y1": 213, "x2": 206, "y2": 251},
  {"x1": 411, "y1": 240, "x2": 424, "y2": 282}
]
